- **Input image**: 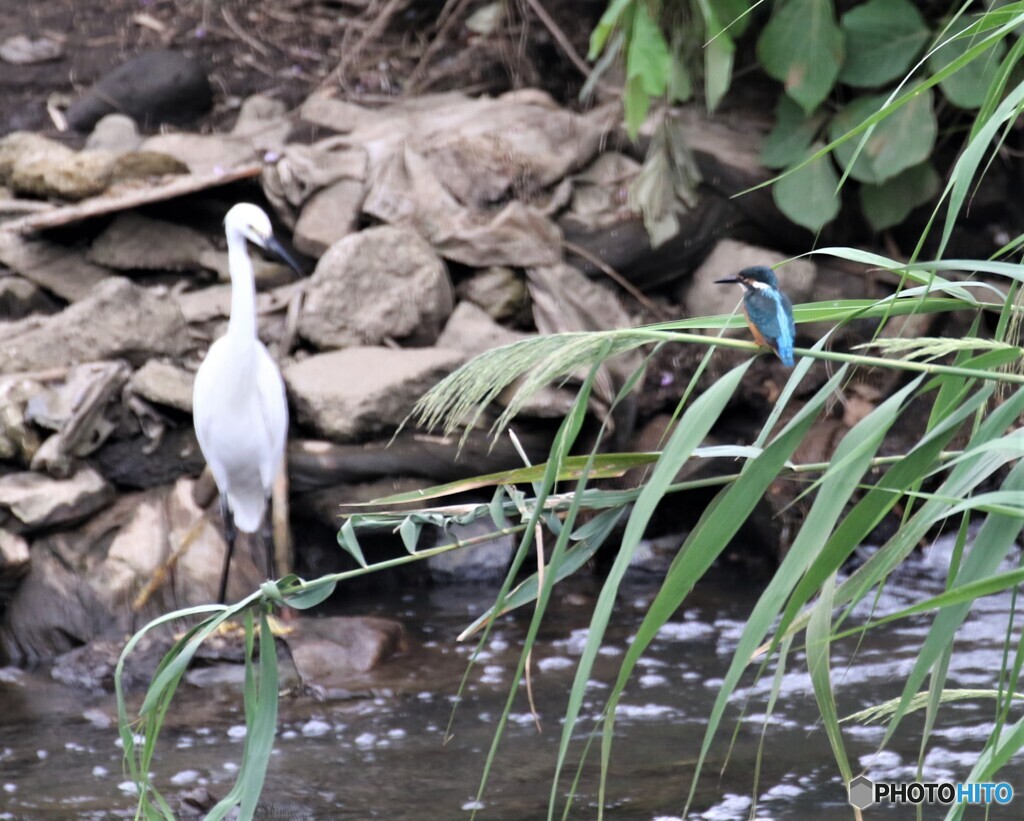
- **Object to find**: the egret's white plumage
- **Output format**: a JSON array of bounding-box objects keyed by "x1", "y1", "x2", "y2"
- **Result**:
[{"x1": 192, "y1": 203, "x2": 296, "y2": 600}]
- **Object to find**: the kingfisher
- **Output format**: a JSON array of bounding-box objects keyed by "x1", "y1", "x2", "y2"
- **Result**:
[{"x1": 714, "y1": 265, "x2": 796, "y2": 367}]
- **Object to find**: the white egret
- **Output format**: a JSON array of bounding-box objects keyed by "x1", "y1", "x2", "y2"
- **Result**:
[{"x1": 192, "y1": 203, "x2": 301, "y2": 603}]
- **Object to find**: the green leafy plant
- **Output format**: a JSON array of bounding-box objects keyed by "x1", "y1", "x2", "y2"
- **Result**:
[{"x1": 590, "y1": 0, "x2": 1024, "y2": 233}]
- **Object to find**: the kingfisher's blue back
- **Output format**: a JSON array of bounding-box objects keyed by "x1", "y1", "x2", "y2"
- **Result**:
[{"x1": 743, "y1": 286, "x2": 796, "y2": 367}]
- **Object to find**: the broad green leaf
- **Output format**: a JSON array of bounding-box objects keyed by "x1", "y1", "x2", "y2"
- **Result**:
[
  {"x1": 772, "y1": 143, "x2": 841, "y2": 230},
  {"x1": 928, "y1": 15, "x2": 1009, "y2": 109},
  {"x1": 756, "y1": 0, "x2": 844, "y2": 114},
  {"x1": 859, "y1": 161, "x2": 941, "y2": 231},
  {"x1": 338, "y1": 518, "x2": 368, "y2": 566},
  {"x1": 588, "y1": 0, "x2": 632, "y2": 59},
  {"x1": 207, "y1": 609, "x2": 279, "y2": 821},
  {"x1": 703, "y1": 29, "x2": 734, "y2": 111},
  {"x1": 830, "y1": 90, "x2": 937, "y2": 184},
  {"x1": 282, "y1": 578, "x2": 337, "y2": 610},
  {"x1": 623, "y1": 74, "x2": 651, "y2": 139},
  {"x1": 761, "y1": 92, "x2": 825, "y2": 169},
  {"x1": 624, "y1": 4, "x2": 670, "y2": 135},
  {"x1": 710, "y1": 0, "x2": 752, "y2": 37},
  {"x1": 694, "y1": 0, "x2": 736, "y2": 111},
  {"x1": 839, "y1": 0, "x2": 930, "y2": 88},
  {"x1": 627, "y1": 4, "x2": 670, "y2": 96},
  {"x1": 666, "y1": 53, "x2": 692, "y2": 103}
]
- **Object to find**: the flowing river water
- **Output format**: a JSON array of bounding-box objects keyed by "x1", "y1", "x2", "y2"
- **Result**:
[{"x1": 1, "y1": 533, "x2": 1022, "y2": 819}]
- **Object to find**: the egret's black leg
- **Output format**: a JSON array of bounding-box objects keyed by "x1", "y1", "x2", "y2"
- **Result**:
[
  {"x1": 260, "y1": 515, "x2": 277, "y2": 582},
  {"x1": 217, "y1": 497, "x2": 237, "y2": 604}
]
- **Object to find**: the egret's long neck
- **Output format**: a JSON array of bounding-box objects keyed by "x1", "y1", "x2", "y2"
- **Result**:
[{"x1": 226, "y1": 229, "x2": 257, "y2": 354}]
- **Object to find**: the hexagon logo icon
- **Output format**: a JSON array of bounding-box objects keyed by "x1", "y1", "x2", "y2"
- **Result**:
[{"x1": 849, "y1": 775, "x2": 875, "y2": 809}]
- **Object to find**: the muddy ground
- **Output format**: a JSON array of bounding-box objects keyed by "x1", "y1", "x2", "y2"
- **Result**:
[{"x1": 1, "y1": 0, "x2": 602, "y2": 139}]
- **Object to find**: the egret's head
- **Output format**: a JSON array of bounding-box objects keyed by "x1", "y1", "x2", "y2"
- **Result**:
[
  {"x1": 224, "y1": 203, "x2": 274, "y2": 249},
  {"x1": 714, "y1": 265, "x2": 779, "y2": 292},
  {"x1": 223, "y1": 202, "x2": 304, "y2": 275}
]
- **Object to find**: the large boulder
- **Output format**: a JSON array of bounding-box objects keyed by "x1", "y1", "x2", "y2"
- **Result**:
[
  {"x1": 0, "y1": 277, "x2": 190, "y2": 372},
  {"x1": 284, "y1": 346, "x2": 464, "y2": 441},
  {"x1": 298, "y1": 225, "x2": 454, "y2": 349}
]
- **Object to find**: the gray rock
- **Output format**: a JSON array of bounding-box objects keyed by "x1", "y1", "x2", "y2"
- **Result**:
[
  {"x1": 26, "y1": 361, "x2": 130, "y2": 476},
  {"x1": 436, "y1": 301, "x2": 576, "y2": 418},
  {"x1": 231, "y1": 94, "x2": 291, "y2": 154},
  {"x1": 425, "y1": 516, "x2": 514, "y2": 583},
  {"x1": 0, "y1": 34, "x2": 64, "y2": 65},
  {"x1": 527, "y1": 263, "x2": 641, "y2": 419},
  {"x1": 107, "y1": 150, "x2": 189, "y2": 182},
  {"x1": 284, "y1": 346, "x2": 464, "y2": 441},
  {"x1": 292, "y1": 178, "x2": 364, "y2": 257},
  {"x1": 282, "y1": 616, "x2": 407, "y2": 694},
  {"x1": 85, "y1": 114, "x2": 142, "y2": 153},
  {"x1": 11, "y1": 149, "x2": 116, "y2": 201},
  {"x1": 299, "y1": 226, "x2": 454, "y2": 349},
  {"x1": 0, "y1": 528, "x2": 29, "y2": 606},
  {"x1": 436, "y1": 300, "x2": 530, "y2": 354},
  {"x1": 568, "y1": 151, "x2": 641, "y2": 231},
  {"x1": 129, "y1": 360, "x2": 195, "y2": 412},
  {"x1": 90, "y1": 491, "x2": 169, "y2": 612},
  {"x1": 88, "y1": 425, "x2": 205, "y2": 490},
  {"x1": 0, "y1": 378, "x2": 43, "y2": 465},
  {"x1": 0, "y1": 550, "x2": 108, "y2": 663},
  {"x1": 87, "y1": 212, "x2": 214, "y2": 271},
  {"x1": 66, "y1": 49, "x2": 213, "y2": 132},
  {"x1": 0, "y1": 276, "x2": 59, "y2": 319},
  {"x1": 140, "y1": 132, "x2": 256, "y2": 175},
  {"x1": 455, "y1": 266, "x2": 529, "y2": 322},
  {"x1": 0, "y1": 467, "x2": 113, "y2": 532},
  {"x1": 0, "y1": 231, "x2": 111, "y2": 302},
  {"x1": 197, "y1": 249, "x2": 301, "y2": 289},
  {"x1": 680, "y1": 239, "x2": 816, "y2": 318},
  {"x1": 0, "y1": 132, "x2": 73, "y2": 185},
  {"x1": 176, "y1": 280, "x2": 302, "y2": 324},
  {"x1": 0, "y1": 277, "x2": 190, "y2": 372}
]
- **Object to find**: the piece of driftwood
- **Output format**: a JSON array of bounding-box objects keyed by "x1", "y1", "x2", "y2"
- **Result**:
[
  {"x1": 288, "y1": 428, "x2": 555, "y2": 492},
  {"x1": 4, "y1": 164, "x2": 262, "y2": 234}
]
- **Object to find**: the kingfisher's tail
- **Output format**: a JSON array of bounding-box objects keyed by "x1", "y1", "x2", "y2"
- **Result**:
[{"x1": 775, "y1": 340, "x2": 795, "y2": 367}]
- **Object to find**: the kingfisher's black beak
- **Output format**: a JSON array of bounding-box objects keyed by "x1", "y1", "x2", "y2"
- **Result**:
[
  {"x1": 264, "y1": 235, "x2": 305, "y2": 277},
  {"x1": 714, "y1": 276, "x2": 741, "y2": 285}
]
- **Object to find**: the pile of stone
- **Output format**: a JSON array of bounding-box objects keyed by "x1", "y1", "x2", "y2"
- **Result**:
[
  {"x1": 0, "y1": 74, "x2": 920, "y2": 676},
  {"x1": 0, "y1": 87, "x2": 644, "y2": 665}
]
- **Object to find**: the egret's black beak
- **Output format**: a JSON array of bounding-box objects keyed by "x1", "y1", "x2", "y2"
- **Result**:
[
  {"x1": 264, "y1": 235, "x2": 305, "y2": 277},
  {"x1": 714, "y1": 276, "x2": 741, "y2": 285}
]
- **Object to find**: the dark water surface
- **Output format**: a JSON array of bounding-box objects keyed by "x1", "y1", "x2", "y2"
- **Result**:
[{"x1": 1, "y1": 535, "x2": 1022, "y2": 819}]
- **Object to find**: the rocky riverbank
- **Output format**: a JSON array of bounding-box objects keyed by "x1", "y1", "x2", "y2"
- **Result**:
[{"x1": 0, "y1": 48, "x2": 947, "y2": 687}]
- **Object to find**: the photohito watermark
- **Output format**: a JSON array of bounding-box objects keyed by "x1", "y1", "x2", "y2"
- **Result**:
[{"x1": 848, "y1": 776, "x2": 1014, "y2": 810}]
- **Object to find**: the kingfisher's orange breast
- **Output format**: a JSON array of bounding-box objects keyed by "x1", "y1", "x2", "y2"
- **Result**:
[{"x1": 742, "y1": 305, "x2": 770, "y2": 348}]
